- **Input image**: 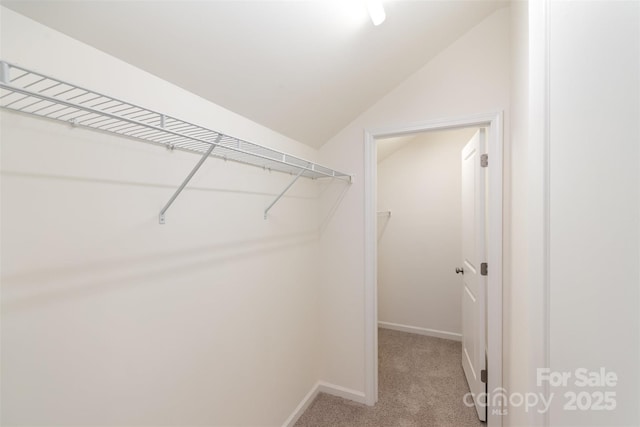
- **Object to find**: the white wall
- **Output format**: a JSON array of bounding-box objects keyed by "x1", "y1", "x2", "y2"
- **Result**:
[
  {"x1": 376, "y1": 129, "x2": 477, "y2": 339},
  {"x1": 506, "y1": 0, "x2": 535, "y2": 425},
  {"x1": 546, "y1": 2, "x2": 639, "y2": 425},
  {"x1": 1, "y1": 7, "x2": 323, "y2": 426},
  {"x1": 318, "y1": 7, "x2": 510, "y2": 395}
]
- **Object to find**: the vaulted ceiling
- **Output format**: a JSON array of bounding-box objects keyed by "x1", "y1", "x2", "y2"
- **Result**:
[
  {"x1": 376, "y1": 127, "x2": 478, "y2": 163},
  {"x1": 2, "y1": 0, "x2": 507, "y2": 148}
]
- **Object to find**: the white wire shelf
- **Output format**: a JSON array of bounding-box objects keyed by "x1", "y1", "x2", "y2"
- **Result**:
[
  {"x1": 0, "y1": 61, "x2": 351, "y2": 180},
  {"x1": 0, "y1": 60, "x2": 352, "y2": 223}
]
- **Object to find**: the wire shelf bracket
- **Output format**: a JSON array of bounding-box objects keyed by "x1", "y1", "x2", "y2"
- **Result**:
[
  {"x1": 159, "y1": 135, "x2": 220, "y2": 224},
  {"x1": 264, "y1": 167, "x2": 305, "y2": 220},
  {"x1": 0, "y1": 60, "x2": 352, "y2": 223}
]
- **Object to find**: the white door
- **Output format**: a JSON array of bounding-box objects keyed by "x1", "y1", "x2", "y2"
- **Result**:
[{"x1": 460, "y1": 129, "x2": 487, "y2": 421}]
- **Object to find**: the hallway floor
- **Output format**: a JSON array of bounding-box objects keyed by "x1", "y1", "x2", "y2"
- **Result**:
[{"x1": 294, "y1": 328, "x2": 483, "y2": 427}]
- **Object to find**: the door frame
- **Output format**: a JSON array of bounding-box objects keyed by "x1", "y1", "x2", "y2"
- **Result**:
[{"x1": 363, "y1": 111, "x2": 504, "y2": 427}]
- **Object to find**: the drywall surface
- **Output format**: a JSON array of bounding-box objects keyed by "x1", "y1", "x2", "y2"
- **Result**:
[
  {"x1": 318, "y1": 7, "x2": 510, "y2": 394},
  {"x1": 1, "y1": 7, "x2": 321, "y2": 426},
  {"x1": 505, "y1": 0, "x2": 535, "y2": 425},
  {"x1": 547, "y1": 2, "x2": 639, "y2": 425},
  {"x1": 376, "y1": 129, "x2": 476, "y2": 338}
]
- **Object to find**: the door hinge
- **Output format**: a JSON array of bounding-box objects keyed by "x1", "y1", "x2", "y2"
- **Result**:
[
  {"x1": 481, "y1": 369, "x2": 487, "y2": 383},
  {"x1": 481, "y1": 154, "x2": 488, "y2": 167},
  {"x1": 481, "y1": 262, "x2": 488, "y2": 276}
]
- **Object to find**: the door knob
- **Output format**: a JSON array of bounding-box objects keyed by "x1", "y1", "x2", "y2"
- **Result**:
[{"x1": 455, "y1": 267, "x2": 464, "y2": 275}]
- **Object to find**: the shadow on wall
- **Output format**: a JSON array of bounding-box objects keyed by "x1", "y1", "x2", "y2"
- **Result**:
[
  {"x1": 0, "y1": 170, "x2": 317, "y2": 200},
  {"x1": 1, "y1": 167, "x2": 352, "y2": 313},
  {"x1": 377, "y1": 212, "x2": 391, "y2": 242},
  {"x1": 317, "y1": 177, "x2": 352, "y2": 236},
  {"x1": 1, "y1": 229, "x2": 318, "y2": 313}
]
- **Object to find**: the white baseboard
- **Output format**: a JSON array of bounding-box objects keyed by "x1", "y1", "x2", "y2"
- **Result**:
[
  {"x1": 281, "y1": 382, "x2": 320, "y2": 427},
  {"x1": 317, "y1": 381, "x2": 367, "y2": 404},
  {"x1": 282, "y1": 324, "x2": 458, "y2": 427},
  {"x1": 281, "y1": 381, "x2": 367, "y2": 427},
  {"x1": 378, "y1": 321, "x2": 462, "y2": 342}
]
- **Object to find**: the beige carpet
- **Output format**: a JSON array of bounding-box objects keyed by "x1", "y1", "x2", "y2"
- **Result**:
[{"x1": 294, "y1": 328, "x2": 484, "y2": 427}]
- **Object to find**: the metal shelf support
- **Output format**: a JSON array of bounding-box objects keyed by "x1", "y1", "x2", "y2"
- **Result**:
[
  {"x1": 159, "y1": 134, "x2": 221, "y2": 224},
  {"x1": 0, "y1": 61, "x2": 9, "y2": 85},
  {"x1": 264, "y1": 167, "x2": 305, "y2": 220},
  {"x1": 0, "y1": 60, "x2": 353, "y2": 223}
]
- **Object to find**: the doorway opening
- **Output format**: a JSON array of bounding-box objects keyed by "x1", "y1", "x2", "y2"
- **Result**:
[{"x1": 363, "y1": 112, "x2": 504, "y2": 427}]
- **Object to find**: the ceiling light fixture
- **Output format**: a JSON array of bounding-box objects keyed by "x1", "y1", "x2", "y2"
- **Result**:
[{"x1": 367, "y1": 0, "x2": 386, "y2": 26}]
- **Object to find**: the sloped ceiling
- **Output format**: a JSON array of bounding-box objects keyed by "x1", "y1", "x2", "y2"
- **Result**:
[
  {"x1": 2, "y1": 0, "x2": 507, "y2": 148},
  {"x1": 377, "y1": 127, "x2": 479, "y2": 163},
  {"x1": 377, "y1": 135, "x2": 416, "y2": 163}
]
